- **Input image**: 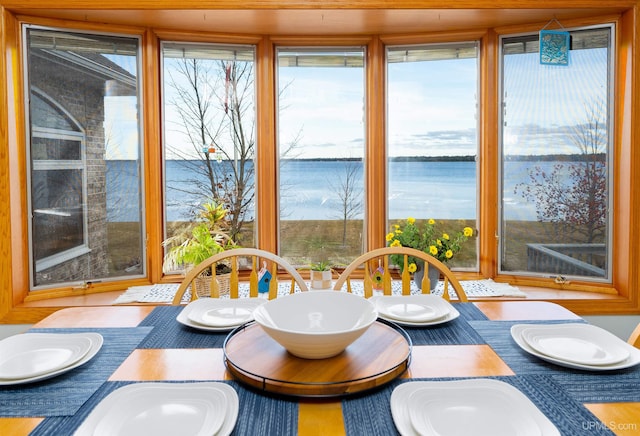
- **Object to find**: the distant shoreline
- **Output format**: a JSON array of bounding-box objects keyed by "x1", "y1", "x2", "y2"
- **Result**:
[
  {"x1": 111, "y1": 153, "x2": 604, "y2": 163},
  {"x1": 281, "y1": 153, "x2": 604, "y2": 162}
]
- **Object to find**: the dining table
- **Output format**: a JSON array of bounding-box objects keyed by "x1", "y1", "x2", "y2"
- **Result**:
[{"x1": 1, "y1": 300, "x2": 639, "y2": 435}]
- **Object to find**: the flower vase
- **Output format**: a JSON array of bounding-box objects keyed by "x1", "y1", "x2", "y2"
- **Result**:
[{"x1": 413, "y1": 261, "x2": 440, "y2": 291}]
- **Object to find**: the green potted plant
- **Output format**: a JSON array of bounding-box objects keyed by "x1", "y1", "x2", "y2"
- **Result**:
[
  {"x1": 307, "y1": 260, "x2": 335, "y2": 290},
  {"x1": 163, "y1": 200, "x2": 236, "y2": 296}
]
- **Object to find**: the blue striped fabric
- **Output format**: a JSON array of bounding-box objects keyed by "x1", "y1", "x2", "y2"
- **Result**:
[
  {"x1": 230, "y1": 381, "x2": 299, "y2": 435},
  {"x1": 342, "y1": 381, "x2": 400, "y2": 435},
  {"x1": 453, "y1": 302, "x2": 490, "y2": 321},
  {"x1": 549, "y1": 371, "x2": 640, "y2": 403},
  {"x1": 0, "y1": 327, "x2": 151, "y2": 417},
  {"x1": 399, "y1": 302, "x2": 488, "y2": 345},
  {"x1": 138, "y1": 305, "x2": 230, "y2": 349}
]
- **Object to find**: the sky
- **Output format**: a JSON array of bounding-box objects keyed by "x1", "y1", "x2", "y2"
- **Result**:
[
  {"x1": 277, "y1": 55, "x2": 480, "y2": 159},
  {"x1": 503, "y1": 48, "x2": 608, "y2": 156},
  {"x1": 104, "y1": 44, "x2": 609, "y2": 161}
]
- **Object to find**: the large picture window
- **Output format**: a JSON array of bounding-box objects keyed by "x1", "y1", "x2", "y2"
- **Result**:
[
  {"x1": 25, "y1": 27, "x2": 143, "y2": 288},
  {"x1": 276, "y1": 47, "x2": 366, "y2": 266},
  {"x1": 500, "y1": 26, "x2": 613, "y2": 280},
  {"x1": 386, "y1": 42, "x2": 480, "y2": 269},
  {"x1": 161, "y1": 42, "x2": 257, "y2": 273}
]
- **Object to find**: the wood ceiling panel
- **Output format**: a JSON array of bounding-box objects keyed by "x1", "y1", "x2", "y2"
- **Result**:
[{"x1": 11, "y1": 8, "x2": 624, "y2": 35}]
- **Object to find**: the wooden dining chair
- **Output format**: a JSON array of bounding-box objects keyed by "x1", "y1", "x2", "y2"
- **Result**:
[
  {"x1": 628, "y1": 322, "x2": 640, "y2": 349},
  {"x1": 171, "y1": 248, "x2": 309, "y2": 305},
  {"x1": 333, "y1": 246, "x2": 468, "y2": 302}
]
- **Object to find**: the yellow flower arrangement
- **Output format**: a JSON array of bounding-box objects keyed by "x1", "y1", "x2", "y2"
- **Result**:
[{"x1": 386, "y1": 217, "x2": 474, "y2": 272}]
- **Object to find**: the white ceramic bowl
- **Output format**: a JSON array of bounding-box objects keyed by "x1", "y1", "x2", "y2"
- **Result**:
[{"x1": 252, "y1": 291, "x2": 378, "y2": 359}]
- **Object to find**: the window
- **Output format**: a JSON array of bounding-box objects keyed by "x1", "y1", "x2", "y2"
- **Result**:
[
  {"x1": 386, "y1": 42, "x2": 480, "y2": 269},
  {"x1": 500, "y1": 26, "x2": 613, "y2": 280},
  {"x1": 276, "y1": 47, "x2": 366, "y2": 266},
  {"x1": 25, "y1": 27, "x2": 143, "y2": 288},
  {"x1": 30, "y1": 91, "x2": 86, "y2": 269},
  {"x1": 161, "y1": 42, "x2": 257, "y2": 267}
]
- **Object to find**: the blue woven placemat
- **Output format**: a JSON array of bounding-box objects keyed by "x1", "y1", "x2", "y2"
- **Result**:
[
  {"x1": 341, "y1": 375, "x2": 616, "y2": 436},
  {"x1": 138, "y1": 303, "x2": 488, "y2": 348},
  {"x1": 0, "y1": 327, "x2": 151, "y2": 417},
  {"x1": 468, "y1": 320, "x2": 595, "y2": 375},
  {"x1": 341, "y1": 381, "x2": 400, "y2": 435},
  {"x1": 399, "y1": 303, "x2": 487, "y2": 346},
  {"x1": 549, "y1": 371, "x2": 640, "y2": 403},
  {"x1": 31, "y1": 380, "x2": 298, "y2": 436},
  {"x1": 503, "y1": 375, "x2": 616, "y2": 436},
  {"x1": 469, "y1": 318, "x2": 640, "y2": 392},
  {"x1": 138, "y1": 306, "x2": 230, "y2": 349},
  {"x1": 454, "y1": 302, "x2": 490, "y2": 321}
]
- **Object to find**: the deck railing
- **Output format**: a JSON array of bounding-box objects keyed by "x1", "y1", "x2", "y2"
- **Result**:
[{"x1": 526, "y1": 243, "x2": 606, "y2": 277}]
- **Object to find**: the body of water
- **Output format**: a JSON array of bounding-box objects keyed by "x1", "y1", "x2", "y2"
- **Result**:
[{"x1": 106, "y1": 159, "x2": 544, "y2": 222}]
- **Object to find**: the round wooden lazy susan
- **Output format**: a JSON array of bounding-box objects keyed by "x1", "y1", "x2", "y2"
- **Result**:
[{"x1": 223, "y1": 319, "x2": 412, "y2": 397}]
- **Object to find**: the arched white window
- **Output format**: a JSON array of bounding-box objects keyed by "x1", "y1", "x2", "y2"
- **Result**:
[{"x1": 30, "y1": 89, "x2": 89, "y2": 272}]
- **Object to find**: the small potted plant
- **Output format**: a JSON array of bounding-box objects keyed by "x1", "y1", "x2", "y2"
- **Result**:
[
  {"x1": 163, "y1": 200, "x2": 236, "y2": 296},
  {"x1": 308, "y1": 260, "x2": 334, "y2": 290}
]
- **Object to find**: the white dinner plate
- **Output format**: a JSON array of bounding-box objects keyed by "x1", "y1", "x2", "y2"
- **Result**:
[
  {"x1": 391, "y1": 379, "x2": 559, "y2": 436},
  {"x1": 511, "y1": 324, "x2": 640, "y2": 371},
  {"x1": 0, "y1": 333, "x2": 93, "y2": 380},
  {"x1": 370, "y1": 295, "x2": 459, "y2": 327},
  {"x1": 371, "y1": 294, "x2": 450, "y2": 323},
  {"x1": 187, "y1": 298, "x2": 264, "y2": 327},
  {"x1": 0, "y1": 333, "x2": 103, "y2": 386},
  {"x1": 74, "y1": 382, "x2": 239, "y2": 436},
  {"x1": 520, "y1": 323, "x2": 630, "y2": 366},
  {"x1": 177, "y1": 298, "x2": 266, "y2": 331}
]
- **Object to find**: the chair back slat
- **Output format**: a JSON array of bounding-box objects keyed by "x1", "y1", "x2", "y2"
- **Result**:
[
  {"x1": 248, "y1": 256, "x2": 258, "y2": 298},
  {"x1": 345, "y1": 277, "x2": 353, "y2": 294},
  {"x1": 268, "y1": 261, "x2": 278, "y2": 300},
  {"x1": 442, "y1": 278, "x2": 450, "y2": 301},
  {"x1": 418, "y1": 265, "x2": 430, "y2": 294},
  {"x1": 230, "y1": 257, "x2": 240, "y2": 299},
  {"x1": 288, "y1": 278, "x2": 297, "y2": 295},
  {"x1": 401, "y1": 254, "x2": 410, "y2": 295},
  {"x1": 382, "y1": 257, "x2": 392, "y2": 295},
  {"x1": 363, "y1": 262, "x2": 373, "y2": 298},
  {"x1": 212, "y1": 269, "x2": 221, "y2": 298}
]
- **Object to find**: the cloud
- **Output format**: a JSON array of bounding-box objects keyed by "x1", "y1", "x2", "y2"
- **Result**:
[{"x1": 389, "y1": 128, "x2": 477, "y2": 157}]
